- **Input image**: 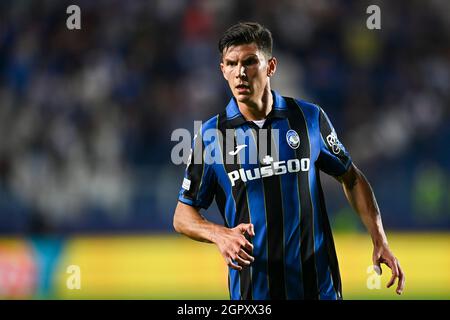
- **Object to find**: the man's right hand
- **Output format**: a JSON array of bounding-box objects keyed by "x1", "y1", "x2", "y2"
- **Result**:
[
  {"x1": 173, "y1": 203, "x2": 255, "y2": 271},
  {"x1": 210, "y1": 223, "x2": 255, "y2": 271}
]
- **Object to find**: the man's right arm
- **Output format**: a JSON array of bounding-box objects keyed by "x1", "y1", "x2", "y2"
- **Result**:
[
  {"x1": 173, "y1": 201, "x2": 255, "y2": 270},
  {"x1": 173, "y1": 201, "x2": 221, "y2": 243}
]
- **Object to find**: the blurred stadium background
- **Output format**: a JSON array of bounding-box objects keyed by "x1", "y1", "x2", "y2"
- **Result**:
[{"x1": 0, "y1": 0, "x2": 449, "y2": 299}]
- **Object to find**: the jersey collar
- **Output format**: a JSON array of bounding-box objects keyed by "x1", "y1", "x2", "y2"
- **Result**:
[{"x1": 225, "y1": 90, "x2": 289, "y2": 128}]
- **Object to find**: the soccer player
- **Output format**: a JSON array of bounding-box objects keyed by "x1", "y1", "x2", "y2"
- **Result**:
[{"x1": 173, "y1": 22, "x2": 405, "y2": 300}]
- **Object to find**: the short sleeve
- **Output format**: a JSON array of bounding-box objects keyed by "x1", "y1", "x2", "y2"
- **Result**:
[
  {"x1": 178, "y1": 129, "x2": 217, "y2": 209},
  {"x1": 317, "y1": 107, "x2": 352, "y2": 177}
]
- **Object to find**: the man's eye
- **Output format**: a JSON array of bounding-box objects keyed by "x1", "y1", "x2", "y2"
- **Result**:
[
  {"x1": 227, "y1": 61, "x2": 237, "y2": 66},
  {"x1": 244, "y1": 58, "x2": 257, "y2": 66}
]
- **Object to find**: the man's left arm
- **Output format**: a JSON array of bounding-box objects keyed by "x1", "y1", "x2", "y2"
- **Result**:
[{"x1": 337, "y1": 163, "x2": 406, "y2": 295}]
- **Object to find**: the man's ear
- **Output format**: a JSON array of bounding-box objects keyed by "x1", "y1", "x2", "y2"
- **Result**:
[
  {"x1": 220, "y1": 62, "x2": 228, "y2": 80},
  {"x1": 267, "y1": 57, "x2": 277, "y2": 77}
]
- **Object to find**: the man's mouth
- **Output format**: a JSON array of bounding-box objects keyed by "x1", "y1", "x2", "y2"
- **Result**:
[{"x1": 236, "y1": 84, "x2": 250, "y2": 92}]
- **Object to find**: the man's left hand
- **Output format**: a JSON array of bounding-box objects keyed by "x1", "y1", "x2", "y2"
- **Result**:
[{"x1": 372, "y1": 244, "x2": 405, "y2": 295}]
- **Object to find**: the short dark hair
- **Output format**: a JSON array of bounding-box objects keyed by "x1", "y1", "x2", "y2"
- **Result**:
[{"x1": 218, "y1": 22, "x2": 273, "y2": 57}]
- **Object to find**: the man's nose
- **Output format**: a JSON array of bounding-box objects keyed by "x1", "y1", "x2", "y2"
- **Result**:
[{"x1": 236, "y1": 65, "x2": 246, "y2": 78}]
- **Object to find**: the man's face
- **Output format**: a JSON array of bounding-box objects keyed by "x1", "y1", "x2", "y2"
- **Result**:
[{"x1": 220, "y1": 43, "x2": 276, "y2": 104}]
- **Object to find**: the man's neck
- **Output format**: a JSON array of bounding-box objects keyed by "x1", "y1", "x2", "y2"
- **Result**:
[{"x1": 237, "y1": 87, "x2": 273, "y2": 121}]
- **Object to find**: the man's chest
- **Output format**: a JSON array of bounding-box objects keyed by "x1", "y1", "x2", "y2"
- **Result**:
[{"x1": 210, "y1": 121, "x2": 320, "y2": 187}]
